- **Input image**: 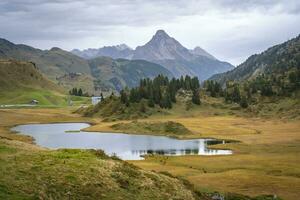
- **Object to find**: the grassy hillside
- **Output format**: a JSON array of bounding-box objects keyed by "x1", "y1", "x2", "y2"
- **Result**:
[
  {"x1": 0, "y1": 60, "x2": 60, "y2": 91},
  {"x1": 0, "y1": 59, "x2": 70, "y2": 106},
  {"x1": 0, "y1": 39, "x2": 91, "y2": 80}
]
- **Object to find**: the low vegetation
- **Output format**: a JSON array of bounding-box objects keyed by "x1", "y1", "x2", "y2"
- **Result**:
[
  {"x1": 111, "y1": 121, "x2": 193, "y2": 136},
  {"x1": 77, "y1": 97, "x2": 166, "y2": 121}
]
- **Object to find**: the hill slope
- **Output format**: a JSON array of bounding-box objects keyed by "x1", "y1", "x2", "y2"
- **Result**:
[
  {"x1": 210, "y1": 35, "x2": 300, "y2": 85},
  {"x1": 0, "y1": 60, "x2": 66, "y2": 105},
  {"x1": 0, "y1": 60, "x2": 60, "y2": 90},
  {"x1": 0, "y1": 39, "x2": 91, "y2": 80}
]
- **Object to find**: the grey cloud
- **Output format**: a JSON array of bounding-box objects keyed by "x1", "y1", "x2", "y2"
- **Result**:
[{"x1": 0, "y1": 0, "x2": 299, "y2": 65}]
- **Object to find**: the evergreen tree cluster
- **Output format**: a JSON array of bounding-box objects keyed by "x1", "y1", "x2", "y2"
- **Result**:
[
  {"x1": 205, "y1": 67, "x2": 300, "y2": 109},
  {"x1": 204, "y1": 80, "x2": 223, "y2": 97},
  {"x1": 69, "y1": 87, "x2": 88, "y2": 97},
  {"x1": 120, "y1": 74, "x2": 200, "y2": 109},
  {"x1": 246, "y1": 68, "x2": 300, "y2": 97}
]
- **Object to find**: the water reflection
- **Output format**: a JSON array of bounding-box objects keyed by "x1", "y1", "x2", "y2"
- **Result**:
[{"x1": 12, "y1": 123, "x2": 232, "y2": 160}]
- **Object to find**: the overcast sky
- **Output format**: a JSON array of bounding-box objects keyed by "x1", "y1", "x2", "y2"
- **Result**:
[{"x1": 1, "y1": 0, "x2": 300, "y2": 65}]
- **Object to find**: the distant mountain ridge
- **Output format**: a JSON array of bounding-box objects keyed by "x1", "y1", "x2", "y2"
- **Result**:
[
  {"x1": 0, "y1": 38, "x2": 172, "y2": 94},
  {"x1": 71, "y1": 30, "x2": 234, "y2": 80},
  {"x1": 0, "y1": 38, "x2": 91, "y2": 80},
  {"x1": 72, "y1": 44, "x2": 134, "y2": 60},
  {"x1": 209, "y1": 34, "x2": 300, "y2": 85}
]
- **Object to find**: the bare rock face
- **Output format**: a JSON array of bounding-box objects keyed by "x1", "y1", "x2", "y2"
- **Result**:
[
  {"x1": 71, "y1": 44, "x2": 134, "y2": 60},
  {"x1": 133, "y1": 30, "x2": 194, "y2": 61},
  {"x1": 190, "y1": 46, "x2": 216, "y2": 60},
  {"x1": 132, "y1": 30, "x2": 234, "y2": 80}
]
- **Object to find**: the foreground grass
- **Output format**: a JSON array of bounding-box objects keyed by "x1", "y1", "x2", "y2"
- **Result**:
[{"x1": 0, "y1": 142, "x2": 196, "y2": 200}]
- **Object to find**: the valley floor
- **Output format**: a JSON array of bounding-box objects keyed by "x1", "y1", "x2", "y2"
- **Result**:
[{"x1": 0, "y1": 107, "x2": 299, "y2": 199}]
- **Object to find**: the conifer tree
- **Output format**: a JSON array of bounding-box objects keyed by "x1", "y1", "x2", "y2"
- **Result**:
[
  {"x1": 240, "y1": 96, "x2": 248, "y2": 108},
  {"x1": 78, "y1": 88, "x2": 83, "y2": 96},
  {"x1": 120, "y1": 90, "x2": 128, "y2": 105},
  {"x1": 192, "y1": 89, "x2": 201, "y2": 105}
]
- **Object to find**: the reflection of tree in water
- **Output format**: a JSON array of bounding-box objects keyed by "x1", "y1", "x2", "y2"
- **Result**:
[
  {"x1": 131, "y1": 148, "x2": 200, "y2": 157},
  {"x1": 130, "y1": 139, "x2": 230, "y2": 158}
]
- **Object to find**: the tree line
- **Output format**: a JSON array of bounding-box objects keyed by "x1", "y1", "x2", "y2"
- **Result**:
[
  {"x1": 120, "y1": 74, "x2": 200, "y2": 109},
  {"x1": 69, "y1": 87, "x2": 89, "y2": 97}
]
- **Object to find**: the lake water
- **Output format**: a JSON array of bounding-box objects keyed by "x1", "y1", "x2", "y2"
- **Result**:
[{"x1": 12, "y1": 123, "x2": 232, "y2": 160}]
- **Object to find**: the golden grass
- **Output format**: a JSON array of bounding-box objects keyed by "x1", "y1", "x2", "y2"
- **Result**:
[{"x1": 124, "y1": 115, "x2": 300, "y2": 200}]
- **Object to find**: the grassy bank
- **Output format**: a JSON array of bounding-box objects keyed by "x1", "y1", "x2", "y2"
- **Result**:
[{"x1": 111, "y1": 121, "x2": 192, "y2": 137}]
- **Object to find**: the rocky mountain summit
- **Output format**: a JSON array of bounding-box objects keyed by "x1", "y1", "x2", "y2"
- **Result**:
[{"x1": 71, "y1": 30, "x2": 234, "y2": 80}]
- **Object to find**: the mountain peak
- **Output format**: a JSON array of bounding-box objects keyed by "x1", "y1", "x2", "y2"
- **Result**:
[
  {"x1": 152, "y1": 30, "x2": 172, "y2": 41},
  {"x1": 50, "y1": 47, "x2": 62, "y2": 51},
  {"x1": 190, "y1": 46, "x2": 216, "y2": 60},
  {"x1": 154, "y1": 30, "x2": 169, "y2": 37},
  {"x1": 114, "y1": 44, "x2": 132, "y2": 50},
  {"x1": 133, "y1": 29, "x2": 193, "y2": 61}
]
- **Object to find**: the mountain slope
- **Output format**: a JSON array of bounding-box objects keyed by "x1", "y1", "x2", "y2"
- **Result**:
[
  {"x1": 88, "y1": 57, "x2": 173, "y2": 91},
  {"x1": 0, "y1": 39, "x2": 91, "y2": 80},
  {"x1": 0, "y1": 59, "x2": 66, "y2": 105},
  {"x1": 210, "y1": 35, "x2": 300, "y2": 85},
  {"x1": 190, "y1": 46, "x2": 216, "y2": 60},
  {"x1": 132, "y1": 30, "x2": 234, "y2": 80}
]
